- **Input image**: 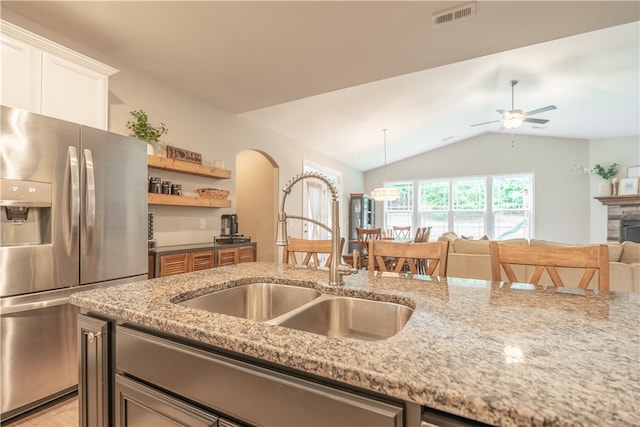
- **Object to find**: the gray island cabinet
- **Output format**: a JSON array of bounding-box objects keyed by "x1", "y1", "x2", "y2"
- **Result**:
[{"x1": 71, "y1": 262, "x2": 640, "y2": 427}]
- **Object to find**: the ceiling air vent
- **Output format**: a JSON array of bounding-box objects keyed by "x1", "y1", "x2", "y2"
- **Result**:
[{"x1": 433, "y1": 2, "x2": 477, "y2": 28}]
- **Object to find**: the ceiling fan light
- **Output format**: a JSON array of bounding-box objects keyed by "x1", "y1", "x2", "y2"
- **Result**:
[
  {"x1": 371, "y1": 187, "x2": 400, "y2": 201},
  {"x1": 503, "y1": 109, "x2": 524, "y2": 129}
]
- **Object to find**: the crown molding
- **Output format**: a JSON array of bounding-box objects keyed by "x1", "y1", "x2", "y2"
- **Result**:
[{"x1": 0, "y1": 19, "x2": 118, "y2": 76}]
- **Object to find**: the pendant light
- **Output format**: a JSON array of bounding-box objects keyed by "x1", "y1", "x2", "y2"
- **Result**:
[{"x1": 371, "y1": 129, "x2": 400, "y2": 201}]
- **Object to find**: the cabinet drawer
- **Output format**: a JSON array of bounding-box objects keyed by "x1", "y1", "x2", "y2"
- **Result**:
[
  {"x1": 237, "y1": 247, "x2": 254, "y2": 264},
  {"x1": 191, "y1": 250, "x2": 214, "y2": 271},
  {"x1": 159, "y1": 253, "x2": 189, "y2": 277},
  {"x1": 115, "y1": 375, "x2": 218, "y2": 427},
  {"x1": 116, "y1": 326, "x2": 403, "y2": 427},
  {"x1": 216, "y1": 248, "x2": 237, "y2": 267}
]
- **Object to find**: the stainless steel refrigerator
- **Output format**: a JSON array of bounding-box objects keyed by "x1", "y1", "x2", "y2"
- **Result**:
[{"x1": 0, "y1": 106, "x2": 148, "y2": 421}]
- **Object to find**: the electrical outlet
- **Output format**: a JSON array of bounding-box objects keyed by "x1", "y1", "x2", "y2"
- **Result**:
[{"x1": 199, "y1": 219, "x2": 206, "y2": 229}]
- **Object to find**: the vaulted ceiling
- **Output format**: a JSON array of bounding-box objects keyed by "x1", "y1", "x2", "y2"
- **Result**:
[{"x1": 2, "y1": 1, "x2": 638, "y2": 171}]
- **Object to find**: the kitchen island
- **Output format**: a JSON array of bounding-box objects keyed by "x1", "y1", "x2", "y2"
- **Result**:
[{"x1": 70, "y1": 262, "x2": 640, "y2": 427}]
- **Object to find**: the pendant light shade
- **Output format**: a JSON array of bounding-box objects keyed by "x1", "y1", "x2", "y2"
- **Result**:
[
  {"x1": 371, "y1": 129, "x2": 400, "y2": 201},
  {"x1": 370, "y1": 187, "x2": 400, "y2": 201}
]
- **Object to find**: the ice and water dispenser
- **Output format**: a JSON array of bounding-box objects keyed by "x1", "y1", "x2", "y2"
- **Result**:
[{"x1": 0, "y1": 179, "x2": 52, "y2": 246}]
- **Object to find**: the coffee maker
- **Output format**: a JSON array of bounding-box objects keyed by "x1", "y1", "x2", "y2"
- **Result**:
[
  {"x1": 220, "y1": 214, "x2": 239, "y2": 236},
  {"x1": 216, "y1": 214, "x2": 250, "y2": 244}
]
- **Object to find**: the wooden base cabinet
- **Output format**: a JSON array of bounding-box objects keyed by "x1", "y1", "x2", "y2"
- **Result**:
[
  {"x1": 151, "y1": 243, "x2": 257, "y2": 278},
  {"x1": 217, "y1": 246, "x2": 255, "y2": 267},
  {"x1": 159, "y1": 250, "x2": 214, "y2": 277}
]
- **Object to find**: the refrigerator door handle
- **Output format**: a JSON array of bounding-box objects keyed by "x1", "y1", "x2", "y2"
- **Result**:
[
  {"x1": 83, "y1": 149, "x2": 96, "y2": 253},
  {"x1": 68, "y1": 146, "x2": 80, "y2": 254}
]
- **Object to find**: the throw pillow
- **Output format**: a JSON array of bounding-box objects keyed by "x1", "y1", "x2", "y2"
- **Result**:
[
  {"x1": 437, "y1": 231, "x2": 459, "y2": 252},
  {"x1": 620, "y1": 241, "x2": 640, "y2": 264},
  {"x1": 454, "y1": 238, "x2": 490, "y2": 254},
  {"x1": 606, "y1": 242, "x2": 623, "y2": 262}
]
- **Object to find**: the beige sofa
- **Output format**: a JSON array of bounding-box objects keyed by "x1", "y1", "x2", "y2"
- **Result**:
[{"x1": 437, "y1": 232, "x2": 640, "y2": 293}]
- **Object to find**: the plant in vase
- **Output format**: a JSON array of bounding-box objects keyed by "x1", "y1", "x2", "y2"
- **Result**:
[
  {"x1": 591, "y1": 163, "x2": 619, "y2": 197},
  {"x1": 125, "y1": 110, "x2": 168, "y2": 155},
  {"x1": 591, "y1": 163, "x2": 619, "y2": 181},
  {"x1": 570, "y1": 162, "x2": 619, "y2": 196}
]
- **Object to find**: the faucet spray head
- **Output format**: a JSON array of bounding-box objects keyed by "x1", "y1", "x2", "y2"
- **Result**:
[{"x1": 275, "y1": 211, "x2": 288, "y2": 246}]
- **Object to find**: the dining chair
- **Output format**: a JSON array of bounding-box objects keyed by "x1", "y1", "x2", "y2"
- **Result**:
[
  {"x1": 392, "y1": 226, "x2": 411, "y2": 240},
  {"x1": 368, "y1": 239, "x2": 449, "y2": 276},
  {"x1": 416, "y1": 226, "x2": 432, "y2": 243},
  {"x1": 283, "y1": 237, "x2": 345, "y2": 268},
  {"x1": 356, "y1": 227, "x2": 382, "y2": 269},
  {"x1": 489, "y1": 242, "x2": 610, "y2": 292}
]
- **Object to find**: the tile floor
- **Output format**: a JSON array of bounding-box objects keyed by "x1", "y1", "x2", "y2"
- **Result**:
[{"x1": 2, "y1": 395, "x2": 78, "y2": 427}]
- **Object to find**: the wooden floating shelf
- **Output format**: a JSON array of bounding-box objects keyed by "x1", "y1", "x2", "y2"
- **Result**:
[
  {"x1": 147, "y1": 155, "x2": 231, "y2": 179},
  {"x1": 148, "y1": 193, "x2": 231, "y2": 208}
]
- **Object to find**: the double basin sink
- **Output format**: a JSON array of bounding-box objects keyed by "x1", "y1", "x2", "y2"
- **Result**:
[{"x1": 179, "y1": 282, "x2": 414, "y2": 341}]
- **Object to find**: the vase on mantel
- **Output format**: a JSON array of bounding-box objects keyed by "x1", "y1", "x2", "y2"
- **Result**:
[{"x1": 598, "y1": 180, "x2": 612, "y2": 197}]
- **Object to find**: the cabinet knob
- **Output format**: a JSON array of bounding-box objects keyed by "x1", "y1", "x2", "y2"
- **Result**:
[{"x1": 87, "y1": 331, "x2": 101, "y2": 343}]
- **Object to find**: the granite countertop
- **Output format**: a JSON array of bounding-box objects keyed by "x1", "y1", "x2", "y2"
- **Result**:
[{"x1": 70, "y1": 262, "x2": 640, "y2": 426}]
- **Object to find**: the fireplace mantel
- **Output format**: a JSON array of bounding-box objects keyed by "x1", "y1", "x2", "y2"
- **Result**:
[{"x1": 595, "y1": 195, "x2": 640, "y2": 206}]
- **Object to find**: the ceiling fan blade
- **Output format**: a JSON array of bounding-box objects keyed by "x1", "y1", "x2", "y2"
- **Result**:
[
  {"x1": 495, "y1": 109, "x2": 505, "y2": 115},
  {"x1": 523, "y1": 117, "x2": 549, "y2": 125},
  {"x1": 471, "y1": 119, "x2": 501, "y2": 127},
  {"x1": 526, "y1": 105, "x2": 557, "y2": 116}
]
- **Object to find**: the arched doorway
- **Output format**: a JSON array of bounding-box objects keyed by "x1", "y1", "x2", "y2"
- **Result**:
[{"x1": 235, "y1": 150, "x2": 279, "y2": 263}]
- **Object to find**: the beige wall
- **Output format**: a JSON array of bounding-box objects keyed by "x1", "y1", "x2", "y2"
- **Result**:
[
  {"x1": 236, "y1": 150, "x2": 278, "y2": 262},
  {"x1": 365, "y1": 132, "x2": 639, "y2": 244},
  {"x1": 101, "y1": 65, "x2": 363, "y2": 247}
]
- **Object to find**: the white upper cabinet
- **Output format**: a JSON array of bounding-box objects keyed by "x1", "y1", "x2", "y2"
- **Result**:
[
  {"x1": 1, "y1": 34, "x2": 41, "y2": 111},
  {"x1": 1, "y1": 20, "x2": 117, "y2": 129}
]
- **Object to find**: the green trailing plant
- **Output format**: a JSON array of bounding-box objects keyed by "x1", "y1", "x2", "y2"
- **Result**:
[
  {"x1": 125, "y1": 110, "x2": 168, "y2": 143},
  {"x1": 591, "y1": 163, "x2": 618, "y2": 180}
]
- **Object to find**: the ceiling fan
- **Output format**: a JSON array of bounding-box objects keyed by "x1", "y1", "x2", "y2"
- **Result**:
[{"x1": 471, "y1": 80, "x2": 557, "y2": 129}]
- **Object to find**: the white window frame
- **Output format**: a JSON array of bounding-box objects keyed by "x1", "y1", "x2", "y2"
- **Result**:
[{"x1": 385, "y1": 173, "x2": 534, "y2": 240}]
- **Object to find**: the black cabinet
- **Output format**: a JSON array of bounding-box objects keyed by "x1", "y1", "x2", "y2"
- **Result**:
[
  {"x1": 348, "y1": 194, "x2": 375, "y2": 252},
  {"x1": 115, "y1": 375, "x2": 220, "y2": 427},
  {"x1": 78, "y1": 314, "x2": 111, "y2": 427}
]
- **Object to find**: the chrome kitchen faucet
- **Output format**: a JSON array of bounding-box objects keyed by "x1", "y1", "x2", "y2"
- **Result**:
[{"x1": 276, "y1": 172, "x2": 358, "y2": 285}]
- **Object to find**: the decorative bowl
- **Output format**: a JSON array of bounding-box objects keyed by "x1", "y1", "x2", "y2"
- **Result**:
[{"x1": 197, "y1": 188, "x2": 229, "y2": 199}]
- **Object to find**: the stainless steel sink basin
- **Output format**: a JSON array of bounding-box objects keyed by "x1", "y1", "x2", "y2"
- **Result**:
[
  {"x1": 179, "y1": 282, "x2": 413, "y2": 341},
  {"x1": 277, "y1": 296, "x2": 413, "y2": 341},
  {"x1": 179, "y1": 283, "x2": 321, "y2": 321}
]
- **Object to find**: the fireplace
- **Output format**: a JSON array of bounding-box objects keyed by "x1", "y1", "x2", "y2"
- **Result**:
[
  {"x1": 621, "y1": 219, "x2": 640, "y2": 243},
  {"x1": 595, "y1": 195, "x2": 640, "y2": 242}
]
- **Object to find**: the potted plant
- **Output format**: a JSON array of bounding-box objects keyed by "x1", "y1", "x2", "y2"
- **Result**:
[
  {"x1": 125, "y1": 110, "x2": 168, "y2": 155},
  {"x1": 591, "y1": 163, "x2": 619, "y2": 181},
  {"x1": 592, "y1": 163, "x2": 619, "y2": 196}
]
